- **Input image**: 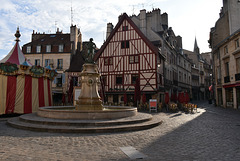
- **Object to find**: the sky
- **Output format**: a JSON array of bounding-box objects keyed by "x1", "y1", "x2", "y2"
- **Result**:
[{"x1": 0, "y1": 0, "x2": 223, "y2": 60}]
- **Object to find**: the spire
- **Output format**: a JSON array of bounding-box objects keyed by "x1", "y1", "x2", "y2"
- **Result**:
[
  {"x1": 15, "y1": 27, "x2": 21, "y2": 42},
  {"x1": 193, "y1": 37, "x2": 200, "y2": 54}
]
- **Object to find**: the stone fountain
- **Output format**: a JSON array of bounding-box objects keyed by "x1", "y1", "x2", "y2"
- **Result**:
[
  {"x1": 7, "y1": 38, "x2": 162, "y2": 133},
  {"x1": 75, "y1": 63, "x2": 103, "y2": 111}
]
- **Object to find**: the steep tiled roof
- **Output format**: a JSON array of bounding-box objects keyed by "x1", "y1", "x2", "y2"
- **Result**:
[{"x1": 94, "y1": 13, "x2": 159, "y2": 61}]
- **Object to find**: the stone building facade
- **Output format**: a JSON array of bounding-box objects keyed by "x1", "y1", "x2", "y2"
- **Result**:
[
  {"x1": 209, "y1": 0, "x2": 240, "y2": 109},
  {"x1": 183, "y1": 39, "x2": 212, "y2": 101},
  {"x1": 22, "y1": 25, "x2": 82, "y2": 104}
]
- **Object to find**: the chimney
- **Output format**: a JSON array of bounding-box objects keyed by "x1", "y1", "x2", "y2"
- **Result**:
[
  {"x1": 161, "y1": 12, "x2": 168, "y2": 28},
  {"x1": 70, "y1": 25, "x2": 78, "y2": 54},
  {"x1": 151, "y1": 8, "x2": 161, "y2": 32},
  {"x1": 140, "y1": 9, "x2": 147, "y2": 36},
  {"x1": 176, "y1": 36, "x2": 182, "y2": 49},
  {"x1": 106, "y1": 23, "x2": 113, "y2": 39}
]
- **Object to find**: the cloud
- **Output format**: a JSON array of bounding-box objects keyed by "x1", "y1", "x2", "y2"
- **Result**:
[{"x1": 0, "y1": 0, "x2": 222, "y2": 58}]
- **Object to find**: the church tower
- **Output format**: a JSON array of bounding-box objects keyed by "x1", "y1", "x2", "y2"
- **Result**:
[{"x1": 193, "y1": 37, "x2": 200, "y2": 54}]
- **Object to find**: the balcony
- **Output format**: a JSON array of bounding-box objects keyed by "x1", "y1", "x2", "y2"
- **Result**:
[
  {"x1": 224, "y1": 76, "x2": 230, "y2": 83},
  {"x1": 236, "y1": 73, "x2": 240, "y2": 81}
]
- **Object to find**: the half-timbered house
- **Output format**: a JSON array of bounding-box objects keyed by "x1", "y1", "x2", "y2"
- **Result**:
[{"x1": 94, "y1": 13, "x2": 165, "y2": 105}]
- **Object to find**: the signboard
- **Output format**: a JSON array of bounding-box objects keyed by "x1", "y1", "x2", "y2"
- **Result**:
[
  {"x1": 75, "y1": 89, "x2": 81, "y2": 100},
  {"x1": 73, "y1": 87, "x2": 81, "y2": 106},
  {"x1": 149, "y1": 99, "x2": 157, "y2": 112}
]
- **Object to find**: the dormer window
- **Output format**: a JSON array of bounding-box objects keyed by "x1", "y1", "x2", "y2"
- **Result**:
[
  {"x1": 26, "y1": 46, "x2": 31, "y2": 53},
  {"x1": 46, "y1": 45, "x2": 51, "y2": 53},
  {"x1": 36, "y1": 45, "x2": 41, "y2": 53},
  {"x1": 59, "y1": 44, "x2": 64, "y2": 52}
]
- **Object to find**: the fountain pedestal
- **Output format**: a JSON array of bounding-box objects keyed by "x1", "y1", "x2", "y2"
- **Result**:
[{"x1": 75, "y1": 63, "x2": 103, "y2": 111}]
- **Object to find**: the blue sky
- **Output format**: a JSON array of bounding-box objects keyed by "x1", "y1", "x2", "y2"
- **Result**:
[{"x1": 0, "y1": 0, "x2": 222, "y2": 60}]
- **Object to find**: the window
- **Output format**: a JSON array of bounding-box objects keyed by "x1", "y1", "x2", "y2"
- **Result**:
[
  {"x1": 59, "y1": 44, "x2": 64, "y2": 52},
  {"x1": 46, "y1": 45, "x2": 51, "y2": 53},
  {"x1": 237, "y1": 58, "x2": 240, "y2": 73},
  {"x1": 134, "y1": 55, "x2": 139, "y2": 63},
  {"x1": 104, "y1": 57, "x2": 113, "y2": 65},
  {"x1": 179, "y1": 71, "x2": 182, "y2": 82},
  {"x1": 217, "y1": 66, "x2": 221, "y2": 79},
  {"x1": 129, "y1": 55, "x2": 139, "y2": 63},
  {"x1": 35, "y1": 59, "x2": 40, "y2": 66},
  {"x1": 45, "y1": 59, "x2": 50, "y2": 67},
  {"x1": 122, "y1": 26, "x2": 128, "y2": 31},
  {"x1": 57, "y1": 59, "x2": 63, "y2": 69},
  {"x1": 129, "y1": 56, "x2": 134, "y2": 63},
  {"x1": 26, "y1": 46, "x2": 31, "y2": 53},
  {"x1": 224, "y1": 45, "x2": 228, "y2": 54},
  {"x1": 131, "y1": 74, "x2": 139, "y2": 84},
  {"x1": 235, "y1": 39, "x2": 239, "y2": 49},
  {"x1": 116, "y1": 75, "x2": 123, "y2": 84},
  {"x1": 121, "y1": 41, "x2": 129, "y2": 49},
  {"x1": 225, "y1": 62, "x2": 229, "y2": 76},
  {"x1": 36, "y1": 45, "x2": 41, "y2": 53}
]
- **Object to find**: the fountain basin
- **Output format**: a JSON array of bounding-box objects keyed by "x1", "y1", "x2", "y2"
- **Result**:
[{"x1": 37, "y1": 106, "x2": 137, "y2": 120}]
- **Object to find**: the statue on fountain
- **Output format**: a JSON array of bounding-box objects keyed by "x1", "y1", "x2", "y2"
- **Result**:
[
  {"x1": 75, "y1": 38, "x2": 103, "y2": 111},
  {"x1": 83, "y1": 38, "x2": 96, "y2": 64}
]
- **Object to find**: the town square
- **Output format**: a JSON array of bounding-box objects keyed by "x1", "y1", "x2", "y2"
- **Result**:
[{"x1": 0, "y1": 0, "x2": 240, "y2": 160}]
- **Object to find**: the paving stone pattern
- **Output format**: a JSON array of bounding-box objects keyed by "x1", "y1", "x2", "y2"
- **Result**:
[{"x1": 0, "y1": 101, "x2": 240, "y2": 161}]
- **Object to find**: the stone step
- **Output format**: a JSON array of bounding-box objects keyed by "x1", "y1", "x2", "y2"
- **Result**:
[
  {"x1": 7, "y1": 115, "x2": 162, "y2": 133},
  {"x1": 17, "y1": 113, "x2": 153, "y2": 127}
]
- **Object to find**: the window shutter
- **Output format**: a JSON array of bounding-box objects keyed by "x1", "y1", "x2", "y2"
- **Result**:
[{"x1": 62, "y1": 73, "x2": 65, "y2": 84}]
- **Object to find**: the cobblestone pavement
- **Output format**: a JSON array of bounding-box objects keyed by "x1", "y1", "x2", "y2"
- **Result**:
[{"x1": 0, "y1": 101, "x2": 240, "y2": 161}]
